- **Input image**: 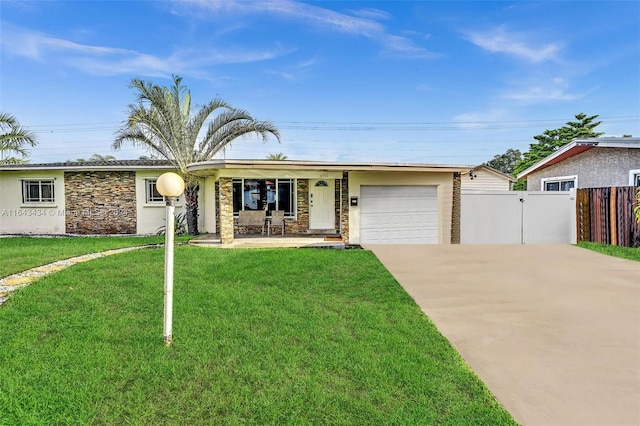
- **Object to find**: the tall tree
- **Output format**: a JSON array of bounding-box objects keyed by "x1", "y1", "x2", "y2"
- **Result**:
[
  {"x1": 265, "y1": 152, "x2": 288, "y2": 160},
  {"x1": 113, "y1": 75, "x2": 280, "y2": 235},
  {"x1": 75, "y1": 154, "x2": 117, "y2": 162},
  {"x1": 513, "y1": 113, "x2": 604, "y2": 189},
  {"x1": 0, "y1": 112, "x2": 37, "y2": 164},
  {"x1": 484, "y1": 148, "x2": 522, "y2": 175}
]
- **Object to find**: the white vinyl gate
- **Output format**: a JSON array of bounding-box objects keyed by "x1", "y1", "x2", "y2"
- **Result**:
[{"x1": 461, "y1": 191, "x2": 576, "y2": 244}]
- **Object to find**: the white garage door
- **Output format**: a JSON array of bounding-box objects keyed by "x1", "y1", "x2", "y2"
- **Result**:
[{"x1": 360, "y1": 186, "x2": 438, "y2": 244}]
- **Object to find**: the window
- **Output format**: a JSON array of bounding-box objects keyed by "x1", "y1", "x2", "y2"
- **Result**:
[
  {"x1": 630, "y1": 169, "x2": 640, "y2": 186},
  {"x1": 541, "y1": 176, "x2": 577, "y2": 191},
  {"x1": 232, "y1": 178, "x2": 295, "y2": 217},
  {"x1": 22, "y1": 180, "x2": 55, "y2": 203},
  {"x1": 146, "y1": 179, "x2": 164, "y2": 203}
]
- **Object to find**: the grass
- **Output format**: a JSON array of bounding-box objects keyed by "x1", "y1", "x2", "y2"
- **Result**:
[
  {"x1": 0, "y1": 235, "x2": 191, "y2": 277},
  {"x1": 577, "y1": 241, "x2": 640, "y2": 262},
  {"x1": 0, "y1": 246, "x2": 516, "y2": 425}
]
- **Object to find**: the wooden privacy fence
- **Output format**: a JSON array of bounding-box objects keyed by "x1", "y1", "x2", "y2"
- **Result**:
[{"x1": 577, "y1": 186, "x2": 640, "y2": 247}]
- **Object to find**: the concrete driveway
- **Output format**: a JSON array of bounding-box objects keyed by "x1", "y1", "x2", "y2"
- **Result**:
[{"x1": 366, "y1": 244, "x2": 640, "y2": 426}]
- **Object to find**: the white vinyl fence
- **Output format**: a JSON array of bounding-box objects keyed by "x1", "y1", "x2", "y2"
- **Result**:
[{"x1": 461, "y1": 191, "x2": 576, "y2": 244}]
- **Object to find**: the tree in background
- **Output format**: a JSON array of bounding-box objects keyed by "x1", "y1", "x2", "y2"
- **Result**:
[
  {"x1": 75, "y1": 154, "x2": 117, "y2": 162},
  {"x1": 512, "y1": 113, "x2": 604, "y2": 190},
  {"x1": 484, "y1": 148, "x2": 522, "y2": 175},
  {"x1": 266, "y1": 152, "x2": 288, "y2": 160},
  {"x1": 113, "y1": 75, "x2": 280, "y2": 235},
  {"x1": 0, "y1": 112, "x2": 37, "y2": 164}
]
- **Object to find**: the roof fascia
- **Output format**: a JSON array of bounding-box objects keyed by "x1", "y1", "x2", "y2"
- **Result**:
[
  {"x1": 473, "y1": 165, "x2": 517, "y2": 182},
  {"x1": 0, "y1": 164, "x2": 175, "y2": 172},
  {"x1": 516, "y1": 140, "x2": 596, "y2": 179},
  {"x1": 188, "y1": 159, "x2": 471, "y2": 174}
]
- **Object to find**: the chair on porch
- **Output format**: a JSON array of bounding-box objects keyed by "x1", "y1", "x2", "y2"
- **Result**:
[
  {"x1": 268, "y1": 210, "x2": 286, "y2": 236},
  {"x1": 235, "y1": 210, "x2": 266, "y2": 235}
]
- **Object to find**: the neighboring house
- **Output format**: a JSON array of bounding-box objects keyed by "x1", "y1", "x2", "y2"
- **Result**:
[
  {"x1": 461, "y1": 165, "x2": 515, "y2": 192},
  {"x1": 517, "y1": 138, "x2": 640, "y2": 191},
  {"x1": 0, "y1": 159, "x2": 471, "y2": 245}
]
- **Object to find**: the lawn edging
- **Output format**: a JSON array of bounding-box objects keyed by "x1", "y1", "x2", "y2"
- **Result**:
[{"x1": 0, "y1": 245, "x2": 159, "y2": 305}]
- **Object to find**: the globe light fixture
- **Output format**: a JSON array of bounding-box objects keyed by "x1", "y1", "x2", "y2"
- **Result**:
[{"x1": 156, "y1": 172, "x2": 185, "y2": 346}]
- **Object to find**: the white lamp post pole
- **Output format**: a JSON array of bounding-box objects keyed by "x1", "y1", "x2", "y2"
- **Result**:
[
  {"x1": 163, "y1": 196, "x2": 176, "y2": 346},
  {"x1": 156, "y1": 172, "x2": 185, "y2": 347}
]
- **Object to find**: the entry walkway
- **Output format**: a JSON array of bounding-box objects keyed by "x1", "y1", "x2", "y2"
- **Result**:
[
  {"x1": 189, "y1": 234, "x2": 345, "y2": 249},
  {"x1": 367, "y1": 244, "x2": 640, "y2": 426}
]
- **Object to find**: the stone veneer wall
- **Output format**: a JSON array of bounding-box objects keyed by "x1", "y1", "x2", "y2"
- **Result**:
[
  {"x1": 340, "y1": 173, "x2": 349, "y2": 242},
  {"x1": 64, "y1": 171, "x2": 136, "y2": 234},
  {"x1": 451, "y1": 172, "x2": 461, "y2": 244},
  {"x1": 334, "y1": 180, "x2": 341, "y2": 234},
  {"x1": 284, "y1": 179, "x2": 309, "y2": 234},
  {"x1": 218, "y1": 177, "x2": 234, "y2": 244},
  {"x1": 214, "y1": 180, "x2": 220, "y2": 235}
]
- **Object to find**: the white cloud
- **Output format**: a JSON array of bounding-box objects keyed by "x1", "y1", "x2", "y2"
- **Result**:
[
  {"x1": 502, "y1": 78, "x2": 586, "y2": 104},
  {"x1": 0, "y1": 22, "x2": 291, "y2": 77},
  {"x1": 465, "y1": 26, "x2": 562, "y2": 63},
  {"x1": 502, "y1": 87, "x2": 584, "y2": 104},
  {"x1": 453, "y1": 109, "x2": 511, "y2": 129},
  {"x1": 181, "y1": 0, "x2": 435, "y2": 59},
  {"x1": 349, "y1": 8, "x2": 392, "y2": 21}
]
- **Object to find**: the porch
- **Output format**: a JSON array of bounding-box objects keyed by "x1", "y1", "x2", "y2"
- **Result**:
[{"x1": 189, "y1": 233, "x2": 346, "y2": 249}]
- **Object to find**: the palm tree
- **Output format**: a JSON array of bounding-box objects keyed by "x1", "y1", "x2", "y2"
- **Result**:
[
  {"x1": 266, "y1": 152, "x2": 288, "y2": 160},
  {"x1": 113, "y1": 75, "x2": 280, "y2": 235},
  {"x1": 0, "y1": 112, "x2": 37, "y2": 164}
]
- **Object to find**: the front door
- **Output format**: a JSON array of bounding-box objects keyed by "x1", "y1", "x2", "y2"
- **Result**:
[{"x1": 309, "y1": 179, "x2": 335, "y2": 229}]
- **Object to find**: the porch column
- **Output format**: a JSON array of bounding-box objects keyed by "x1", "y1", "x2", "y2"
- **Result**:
[
  {"x1": 451, "y1": 172, "x2": 461, "y2": 244},
  {"x1": 219, "y1": 177, "x2": 234, "y2": 244},
  {"x1": 340, "y1": 172, "x2": 349, "y2": 242}
]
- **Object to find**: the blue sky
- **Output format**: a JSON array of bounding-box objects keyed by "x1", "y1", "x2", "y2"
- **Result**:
[{"x1": 1, "y1": 0, "x2": 638, "y2": 165}]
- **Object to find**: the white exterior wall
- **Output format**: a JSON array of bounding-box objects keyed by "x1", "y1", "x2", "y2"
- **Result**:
[
  {"x1": 135, "y1": 171, "x2": 186, "y2": 235},
  {"x1": 202, "y1": 176, "x2": 216, "y2": 233},
  {"x1": 0, "y1": 171, "x2": 66, "y2": 234},
  {"x1": 348, "y1": 171, "x2": 453, "y2": 245},
  {"x1": 461, "y1": 169, "x2": 512, "y2": 192}
]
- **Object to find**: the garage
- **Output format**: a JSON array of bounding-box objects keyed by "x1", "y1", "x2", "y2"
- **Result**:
[{"x1": 360, "y1": 185, "x2": 438, "y2": 244}]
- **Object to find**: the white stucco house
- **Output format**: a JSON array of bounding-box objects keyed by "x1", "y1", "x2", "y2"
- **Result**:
[{"x1": 0, "y1": 159, "x2": 489, "y2": 245}]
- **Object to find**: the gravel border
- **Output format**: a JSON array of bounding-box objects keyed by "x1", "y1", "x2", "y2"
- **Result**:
[{"x1": 0, "y1": 245, "x2": 157, "y2": 306}]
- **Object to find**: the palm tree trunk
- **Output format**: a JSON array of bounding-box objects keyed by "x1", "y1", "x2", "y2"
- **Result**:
[{"x1": 184, "y1": 184, "x2": 199, "y2": 235}]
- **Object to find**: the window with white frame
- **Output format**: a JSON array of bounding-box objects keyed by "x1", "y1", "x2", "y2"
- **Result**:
[
  {"x1": 145, "y1": 179, "x2": 164, "y2": 203},
  {"x1": 22, "y1": 180, "x2": 55, "y2": 203},
  {"x1": 629, "y1": 169, "x2": 640, "y2": 186},
  {"x1": 232, "y1": 178, "x2": 296, "y2": 217},
  {"x1": 541, "y1": 175, "x2": 577, "y2": 191}
]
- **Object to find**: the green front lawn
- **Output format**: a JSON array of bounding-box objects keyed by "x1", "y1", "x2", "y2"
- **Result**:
[
  {"x1": 0, "y1": 247, "x2": 516, "y2": 425},
  {"x1": 0, "y1": 235, "x2": 191, "y2": 277},
  {"x1": 577, "y1": 241, "x2": 640, "y2": 262}
]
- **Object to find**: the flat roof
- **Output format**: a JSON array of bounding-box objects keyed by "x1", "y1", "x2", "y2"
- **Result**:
[
  {"x1": 187, "y1": 159, "x2": 474, "y2": 175},
  {"x1": 0, "y1": 158, "x2": 476, "y2": 174}
]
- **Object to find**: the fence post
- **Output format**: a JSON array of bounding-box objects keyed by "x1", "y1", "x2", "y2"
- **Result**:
[{"x1": 610, "y1": 187, "x2": 617, "y2": 246}]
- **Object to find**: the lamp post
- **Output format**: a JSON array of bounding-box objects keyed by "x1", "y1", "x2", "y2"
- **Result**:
[{"x1": 156, "y1": 172, "x2": 185, "y2": 347}]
